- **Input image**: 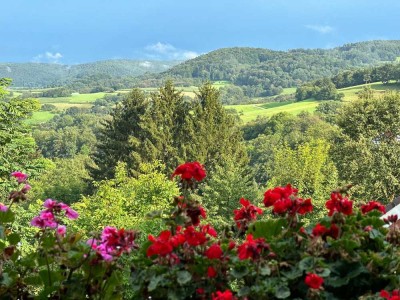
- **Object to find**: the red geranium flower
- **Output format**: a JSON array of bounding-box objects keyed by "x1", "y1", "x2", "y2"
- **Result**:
[
  {"x1": 361, "y1": 201, "x2": 386, "y2": 214},
  {"x1": 380, "y1": 290, "x2": 400, "y2": 300},
  {"x1": 205, "y1": 243, "x2": 223, "y2": 259},
  {"x1": 212, "y1": 290, "x2": 236, "y2": 300},
  {"x1": 207, "y1": 266, "x2": 217, "y2": 278},
  {"x1": 184, "y1": 226, "x2": 207, "y2": 246},
  {"x1": 233, "y1": 198, "x2": 263, "y2": 229},
  {"x1": 237, "y1": 234, "x2": 269, "y2": 260},
  {"x1": 263, "y1": 184, "x2": 297, "y2": 207},
  {"x1": 186, "y1": 205, "x2": 207, "y2": 226},
  {"x1": 172, "y1": 161, "x2": 206, "y2": 182},
  {"x1": 326, "y1": 192, "x2": 353, "y2": 216},
  {"x1": 305, "y1": 273, "x2": 324, "y2": 290},
  {"x1": 312, "y1": 223, "x2": 339, "y2": 240},
  {"x1": 147, "y1": 230, "x2": 174, "y2": 256}
]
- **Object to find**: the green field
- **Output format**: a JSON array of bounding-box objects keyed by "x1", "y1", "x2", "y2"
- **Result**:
[
  {"x1": 226, "y1": 100, "x2": 320, "y2": 122},
  {"x1": 26, "y1": 111, "x2": 55, "y2": 124}
]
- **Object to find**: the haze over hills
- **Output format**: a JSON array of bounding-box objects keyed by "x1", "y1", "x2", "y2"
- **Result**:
[
  {"x1": 2, "y1": 40, "x2": 400, "y2": 93},
  {"x1": 0, "y1": 60, "x2": 181, "y2": 88}
]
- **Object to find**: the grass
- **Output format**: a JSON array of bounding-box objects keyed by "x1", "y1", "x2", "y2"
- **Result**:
[
  {"x1": 339, "y1": 81, "x2": 400, "y2": 101},
  {"x1": 26, "y1": 111, "x2": 55, "y2": 124},
  {"x1": 226, "y1": 100, "x2": 320, "y2": 122}
]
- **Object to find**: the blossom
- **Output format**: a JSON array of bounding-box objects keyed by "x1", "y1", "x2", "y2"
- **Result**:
[
  {"x1": 90, "y1": 226, "x2": 137, "y2": 261},
  {"x1": 184, "y1": 226, "x2": 207, "y2": 246},
  {"x1": 305, "y1": 273, "x2": 324, "y2": 290},
  {"x1": 186, "y1": 205, "x2": 206, "y2": 226},
  {"x1": 205, "y1": 243, "x2": 223, "y2": 259},
  {"x1": 207, "y1": 266, "x2": 217, "y2": 278},
  {"x1": 380, "y1": 290, "x2": 400, "y2": 300},
  {"x1": 237, "y1": 234, "x2": 269, "y2": 260},
  {"x1": 361, "y1": 201, "x2": 385, "y2": 214},
  {"x1": 11, "y1": 171, "x2": 28, "y2": 183},
  {"x1": 172, "y1": 161, "x2": 206, "y2": 182},
  {"x1": 60, "y1": 203, "x2": 79, "y2": 219},
  {"x1": 325, "y1": 192, "x2": 353, "y2": 216},
  {"x1": 21, "y1": 184, "x2": 31, "y2": 193},
  {"x1": 0, "y1": 203, "x2": 8, "y2": 212},
  {"x1": 263, "y1": 184, "x2": 297, "y2": 207},
  {"x1": 147, "y1": 230, "x2": 174, "y2": 257},
  {"x1": 211, "y1": 290, "x2": 236, "y2": 300},
  {"x1": 233, "y1": 198, "x2": 263, "y2": 229},
  {"x1": 56, "y1": 225, "x2": 66, "y2": 236},
  {"x1": 31, "y1": 211, "x2": 58, "y2": 228},
  {"x1": 312, "y1": 223, "x2": 339, "y2": 240}
]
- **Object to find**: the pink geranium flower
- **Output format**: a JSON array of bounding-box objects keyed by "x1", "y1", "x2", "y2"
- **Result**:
[{"x1": 11, "y1": 171, "x2": 28, "y2": 183}]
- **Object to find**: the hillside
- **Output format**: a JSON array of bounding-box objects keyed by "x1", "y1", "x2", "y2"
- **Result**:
[
  {"x1": 152, "y1": 40, "x2": 400, "y2": 97},
  {"x1": 0, "y1": 60, "x2": 180, "y2": 88}
]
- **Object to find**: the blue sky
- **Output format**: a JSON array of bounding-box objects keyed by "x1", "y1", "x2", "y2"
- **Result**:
[{"x1": 1, "y1": 0, "x2": 400, "y2": 64}]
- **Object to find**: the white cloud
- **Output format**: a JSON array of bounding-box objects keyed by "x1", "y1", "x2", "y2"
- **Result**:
[
  {"x1": 144, "y1": 42, "x2": 199, "y2": 60},
  {"x1": 33, "y1": 51, "x2": 63, "y2": 63},
  {"x1": 305, "y1": 25, "x2": 334, "y2": 34},
  {"x1": 139, "y1": 61, "x2": 152, "y2": 68}
]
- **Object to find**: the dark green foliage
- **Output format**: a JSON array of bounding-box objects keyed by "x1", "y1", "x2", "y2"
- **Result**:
[
  {"x1": 90, "y1": 81, "x2": 247, "y2": 181},
  {"x1": 155, "y1": 40, "x2": 400, "y2": 98},
  {"x1": 295, "y1": 78, "x2": 338, "y2": 101},
  {"x1": 333, "y1": 92, "x2": 400, "y2": 201}
]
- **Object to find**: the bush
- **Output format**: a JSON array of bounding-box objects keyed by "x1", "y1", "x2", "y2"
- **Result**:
[{"x1": 1, "y1": 163, "x2": 400, "y2": 299}]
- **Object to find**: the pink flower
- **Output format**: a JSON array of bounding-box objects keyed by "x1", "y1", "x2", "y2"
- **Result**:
[
  {"x1": 44, "y1": 199, "x2": 58, "y2": 209},
  {"x1": 56, "y1": 225, "x2": 66, "y2": 236},
  {"x1": 21, "y1": 184, "x2": 31, "y2": 193},
  {"x1": 11, "y1": 171, "x2": 28, "y2": 183},
  {"x1": 31, "y1": 212, "x2": 58, "y2": 228},
  {"x1": 0, "y1": 203, "x2": 8, "y2": 212},
  {"x1": 60, "y1": 203, "x2": 79, "y2": 219}
]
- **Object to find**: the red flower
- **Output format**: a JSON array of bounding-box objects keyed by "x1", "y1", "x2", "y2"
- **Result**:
[
  {"x1": 172, "y1": 161, "x2": 206, "y2": 182},
  {"x1": 147, "y1": 230, "x2": 174, "y2": 256},
  {"x1": 380, "y1": 290, "x2": 400, "y2": 300},
  {"x1": 184, "y1": 226, "x2": 207, "y2": 246},
  {"x1": 207, "y1": 266, "x2": 217, "y2": 278},
  {"x1": 296, "y1": 198, "x2": 313, "y2": 215},
  {"x1": 186, "y1": 205, "x2": 207, "y2": 226},
  {"x1": 263, "y1": 184, "x2": 297, "y2": 207},
  {"x1": 326, "y1": 192, "x2": 353, "y2": 216},
  {"x1": 212, "y1": 290, "x2": 236, "y2": 300},
  {"x1": 305, "y1": 273, "x2": 324, "y2": 290},
  {"x1": 312, "y1": 223, "x2": 339, "y2": 240},
  {"x1": 237, "y1": 234, "x2": 269, "y2": 260},
  {"x1": 233, "y1": 198, "x2": 263, "y2": 229},
  {"x1": 205, "y1": 243, "x2": 223, "y2": 259},
  {"x1": 361, "y1": 201, "x2": 386, "y2": 214}
]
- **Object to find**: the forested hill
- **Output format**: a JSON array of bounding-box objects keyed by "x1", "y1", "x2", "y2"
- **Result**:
[
  {"x1": 0, "y1": 60, "x2": 180, "y2": 88},
  {"x1": 150, "y1": 40, "x2": 400, "y2": 97}
]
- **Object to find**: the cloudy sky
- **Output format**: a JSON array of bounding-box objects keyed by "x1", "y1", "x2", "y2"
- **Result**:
[{"x1": 1, "y1": 0, "x2": 400, "y2": 64}]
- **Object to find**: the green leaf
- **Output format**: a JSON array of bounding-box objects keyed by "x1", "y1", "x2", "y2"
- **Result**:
[
  {"x1": 148, "y1": 275, "x2": 164, "y2": 292},
  {"x1": 282, "y1": 267, "x2": 303, "y2": 280},
  {"x1": 238, "y1": 286, "x2": 250, "y2": 297},
  {"x1": 248, "y1": 219, "x2": 287, "y2": 240},
  {"x1": 0, "y1": 210, "x2": 15, "y2": 223},
  {"x1": 260, "y1": 265, "x2": 271, "y2": 276},
  {"x1": 299, "y1": 257, "x2": 314, "y2": 271},
  {"x1": 7, "y1": 233, "x2": 20, "y2": 245},
  {"x1": 275, "y1": 284, "x2": 291, "y2": 299},
  {"x1": 176, "y1": 270, "x2": 192, "y2": 285},
  {"x1": 231, "y1": 265, "x2": 249, "y2": 279}
]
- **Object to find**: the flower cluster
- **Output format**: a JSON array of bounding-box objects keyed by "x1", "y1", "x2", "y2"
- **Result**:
[
  {"x1": 211, "y1": 290, "x2": 236, "y2": 300},
  {"x1": 237, "y1": 234, "x2": 270, "y2": 260},
  {"x1": 31, "y1": 199, "x2": 79, "y2": 233},
  {"x1": 233, "y1": 198, "x2": 263, "y2": 229},
  {"x1": 263, "y1": 184, "x2": 313, "y2": 216},
  {"x1": 8, "y1": 171, "x2": 31, "y2": 203},
  {"x1": 325, "y1": 192, "x2": 353, "y2": 216},
  {"x1": 380, "y1": 290, "x2": 400, "y2": 300},
  {"x1": 88, "y1": 226, "x2": 138, "y2": 261},
  {"x1": 312, "y1": 223, "x2": 339, "y2": 240},
  {"x1": 361, "y1": 200, "x2": 386, "y2": 214},
  {"x1": 172, "y1": 161, "x2": 206, "y2": 182},
  {"x1": 305, "y1": 273, "x2": 324, "y2": 290},
  {"x1": 11, "y1": 171, "x2": 28, "y2": 183}
]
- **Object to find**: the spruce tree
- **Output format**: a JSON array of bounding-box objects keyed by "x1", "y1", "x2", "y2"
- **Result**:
[{"x1": 89, "y1": 88, "x2": 147, "y2": 181}]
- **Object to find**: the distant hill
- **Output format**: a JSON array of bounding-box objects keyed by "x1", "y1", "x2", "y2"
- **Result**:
[
  {"x1": 148, "y1": 40, "x2": 400, "y2": 97},
  {"x1": 0, "y1": 60, "x2": 180, "y2": 88}
]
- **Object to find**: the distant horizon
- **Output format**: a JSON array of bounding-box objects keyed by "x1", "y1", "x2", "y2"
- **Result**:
[
  {"x1": 2, "y1": 38, "x2": 400, "y2": 65},
  {"x1": 2, "y1": 0, "x2": 400, "y2": 64}
]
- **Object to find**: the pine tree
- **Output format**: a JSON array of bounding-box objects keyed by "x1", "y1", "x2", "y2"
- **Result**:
[{"x1": 89, "y1": 88, "x2": 147, "y2": 181}]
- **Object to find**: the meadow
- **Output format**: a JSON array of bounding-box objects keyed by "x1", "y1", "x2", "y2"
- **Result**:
[{"x1": 21, "y1": 81, "x2": 400, "y2": 124}]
